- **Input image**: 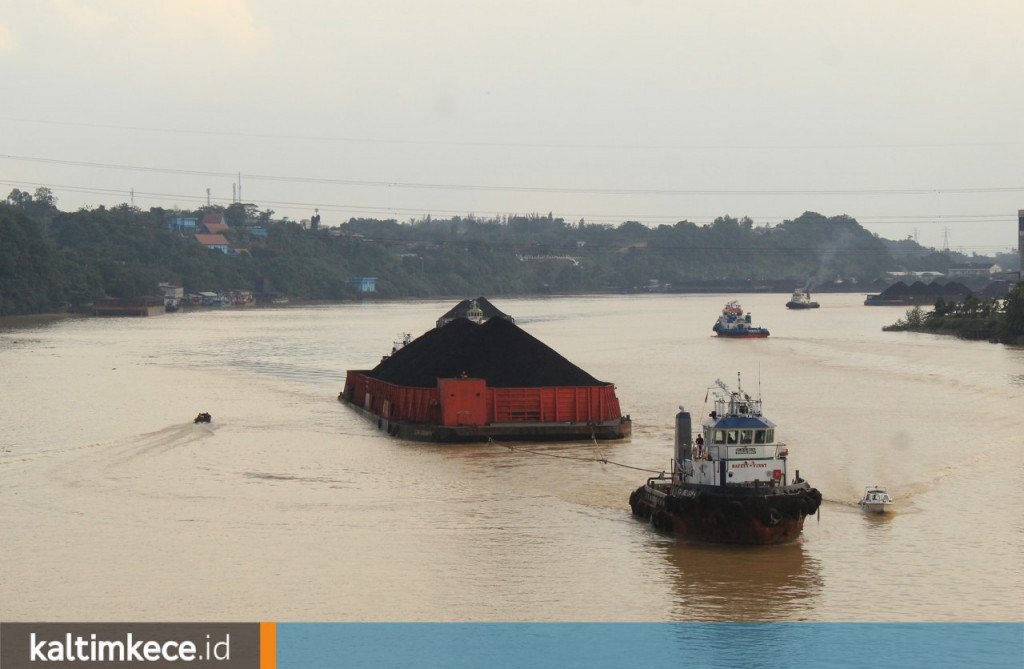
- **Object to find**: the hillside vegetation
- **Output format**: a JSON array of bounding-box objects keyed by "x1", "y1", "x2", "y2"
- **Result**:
[
  {"x1": 1, "y1": 187, "x2": 1015, "y2": 318},
  {"x1": 883, "y1": 284, "x2": 1024, "y2": 344}
]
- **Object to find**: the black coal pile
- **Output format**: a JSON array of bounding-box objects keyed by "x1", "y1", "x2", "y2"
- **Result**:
[
  {"x1": 435, "y1": 296, "x2": 514, "y2": 325},
  {"x1": 879, "y1": 280, "x2": 971, "y2": 300},
  {"x1": 365, "y1": 317, "x2": 606, "y2": 388}
]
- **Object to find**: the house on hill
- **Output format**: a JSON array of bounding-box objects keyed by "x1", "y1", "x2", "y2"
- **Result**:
[
  {"x1": 199, "y1": 212, "x2": 230, "y2": 234},
  {"x1": 194, "y1": 233, "x2": 230, "y2": 254},
  {"x1": 168, "y1": 215, "x2": 198, "y2": 233},
  {"x1": 347, "y1": 277, "x2": 377, "y2": 293}
]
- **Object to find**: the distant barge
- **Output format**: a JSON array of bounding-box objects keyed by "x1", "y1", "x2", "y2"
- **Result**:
[
  {"x1": 91, "y1": 296, "x2": 165, "y2": 317},
  {"x1": 339, "y1": 298, "x2": 631, "y2": 443}
]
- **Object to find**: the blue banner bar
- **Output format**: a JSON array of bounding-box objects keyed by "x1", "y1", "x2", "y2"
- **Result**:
[{"x1": 277, "y1": 623, "x2": 1022, "y2": 669}]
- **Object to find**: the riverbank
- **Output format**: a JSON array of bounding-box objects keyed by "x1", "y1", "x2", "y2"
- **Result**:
[{"x1": 881, "y1": 283, "x2": 1024, "y2": 345}]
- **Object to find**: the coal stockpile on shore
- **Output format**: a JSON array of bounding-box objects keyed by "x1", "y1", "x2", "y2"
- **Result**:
[
  {"x1": 366, "y1": 317, "x2": 606, "y2": 388},
  {"x1": 879, "y1": 280, "x2": 971, "y2": 301}
]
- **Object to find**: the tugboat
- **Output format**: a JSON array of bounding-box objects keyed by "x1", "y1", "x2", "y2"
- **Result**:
[
  {"x1": 629, "y1": 376, "x2": 822, "y2": 544},
  {"x1": 713, "y1": 300, "x2": 770, "y2": 338},
  {"x1": 785, "y1": 289, "x2": 820, "y2": 309},
  {"x1": 858, "y1": 486, "x2": 894, "y2": 514}
]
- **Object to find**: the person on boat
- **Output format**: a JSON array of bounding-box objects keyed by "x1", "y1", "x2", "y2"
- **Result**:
[{"x1": 693, "y1": 433, "x2": 705, "y2": 459}]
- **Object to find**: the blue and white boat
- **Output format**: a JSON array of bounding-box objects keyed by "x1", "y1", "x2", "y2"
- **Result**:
[
  {"x1": 629, "y1": 375, "x2": 821, "y2": 544},
  {"x1": 713, "y1": 300, "x2": 770, "y2": 338}
]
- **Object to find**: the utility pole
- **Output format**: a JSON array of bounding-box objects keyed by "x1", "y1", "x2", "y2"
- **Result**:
[{"x1": 206, "y1": 188, "x2": 211, "y2": 206}]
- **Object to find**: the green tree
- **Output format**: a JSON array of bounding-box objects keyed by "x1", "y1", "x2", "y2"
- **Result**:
[
  {"x1": 0, "y1": 205, "x2": 63, "y2": 315},
  {"x1": 996, "y1": 283, "x2": 1024, "y2": 343}
]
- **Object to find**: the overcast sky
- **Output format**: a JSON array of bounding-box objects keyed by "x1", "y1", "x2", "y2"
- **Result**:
[{"x1": 1, "y1": 0, "x2": 1022, "y2": 253}]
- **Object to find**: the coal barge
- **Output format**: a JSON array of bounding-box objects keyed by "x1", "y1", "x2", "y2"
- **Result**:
[
  {"x1": 339, "y1": 299, "x2": 631, "y2": 443},
  {"x1": 629, "y1": 376, "x2": 821, "y2": 544}
]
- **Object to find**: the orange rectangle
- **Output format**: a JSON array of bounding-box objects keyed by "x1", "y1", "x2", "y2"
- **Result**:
[{"x1": 260, "y1": 621, "x2": 276, "y2": 669}]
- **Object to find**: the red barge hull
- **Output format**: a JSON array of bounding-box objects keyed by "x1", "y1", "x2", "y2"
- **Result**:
[{"x1": 340, "y1": 371, "x2": 631, "y2": 443}]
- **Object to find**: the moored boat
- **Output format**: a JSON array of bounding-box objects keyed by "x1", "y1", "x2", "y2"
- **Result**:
[
  {"x1": 629, "y1": 376, "x2": 821, "y2": 544},
  {"x1": 858, "y1": 486, "x2": 893, "y2": 514},
  {"x1": 713, "y1": 300, "x2": 770, "y2": 338},
  {"x1": 786, "y1": 289, "x2": 820, "y2": 309}
]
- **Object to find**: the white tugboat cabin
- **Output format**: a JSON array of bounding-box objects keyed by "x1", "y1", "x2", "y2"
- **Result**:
[{"x1": 680, "y1": 376, "x2": 790, "y2": 487}]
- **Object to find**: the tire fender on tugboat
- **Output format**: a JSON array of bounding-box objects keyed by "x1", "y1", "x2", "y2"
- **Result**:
[{"x1": 760, "y1": 507, "x2": 782, "y2": 527}]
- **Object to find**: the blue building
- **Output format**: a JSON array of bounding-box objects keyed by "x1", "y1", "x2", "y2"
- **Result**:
[
  {"x1": 347, "y1": 277, "x2": 377, "y2": 293},
  {"x1": 168, "y1": 216, "x2": 198, "y2": 233}
]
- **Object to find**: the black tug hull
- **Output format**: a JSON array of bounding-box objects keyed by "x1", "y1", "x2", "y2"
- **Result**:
[{"x1": 629, "y1": 481, "x2": 822, "y2": 545}]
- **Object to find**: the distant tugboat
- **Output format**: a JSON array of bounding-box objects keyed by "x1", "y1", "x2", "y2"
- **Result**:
[
  {"x1": 713, "y1": 301, "x2": 770, "y2": 338},
  {"x1": 629, "y1": 376, "x2": 821, "y2": 544},
  {"x1": 785, "y1": 289, "x2": 820, "y2": 309}
]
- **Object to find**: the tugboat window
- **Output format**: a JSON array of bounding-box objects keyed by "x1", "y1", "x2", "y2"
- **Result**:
[
  {"x1": 754, "y1": 430, "x2": 766, "y2": 444},
  {"x1": 740, "y1": 430, "x2": 753, "y2": 444},
  {"x1": 765, "y1": 429, "x2": 774, "y2": 443},
  {"x1": 714, "y1": 430, "x2": 726, "y2": 444},
  {"x1": 727, "y1": 430, "x2": 738, "y2": 444}
]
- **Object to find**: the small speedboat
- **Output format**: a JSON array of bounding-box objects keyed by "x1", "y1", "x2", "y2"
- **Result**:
[
  {"x1": 194, "y1": 412, "x2": 212, "y2": 424},
  {"x1": 859, "y1": 486, "x2": 893, "y2": 513}
]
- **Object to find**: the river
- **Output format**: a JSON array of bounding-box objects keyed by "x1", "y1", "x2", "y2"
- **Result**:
[{"x1": 1, "y1": 294, "x2": 1021, "y2": 622}]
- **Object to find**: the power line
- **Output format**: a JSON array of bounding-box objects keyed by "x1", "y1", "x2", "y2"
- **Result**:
[
  {"x1": 3, "y1": 154, "x2": 1023, "y2": 197},
  {"x1": 2, "y1": 183, "x2": 1014, "y2": 253},
  {"x1": 4, "y1": 116, "x2": 1023, "y2": 151},
  {"x1": 1, "y1": 177, "x2": 1019, "y2": 249}
]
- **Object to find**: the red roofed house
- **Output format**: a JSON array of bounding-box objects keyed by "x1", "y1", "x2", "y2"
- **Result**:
[
  {"x1": 194, "y1": 233, "x2": 230, "y2": 254},
  {"x1": 200, "y1": 212, "x2": 230, "y2": 235}
]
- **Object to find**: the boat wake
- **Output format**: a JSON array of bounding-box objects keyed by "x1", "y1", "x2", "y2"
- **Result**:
[
  {"x1": 0, "y1": 421, "x2": 213, "y2": 471},
  {"x1": 106, "y1": 422, "x2": 218, "y2": 464}
]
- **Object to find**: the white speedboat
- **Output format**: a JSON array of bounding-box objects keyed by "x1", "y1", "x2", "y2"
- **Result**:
[{"x1": 859, "y1": 486, "x2": 893, "y2": 514}]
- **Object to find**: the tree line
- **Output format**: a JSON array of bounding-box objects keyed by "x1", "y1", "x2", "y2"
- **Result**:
[
  {"x1": 1, "y1": 187, "x2": 1017, "y2": 319},
  {"x1": 882, "y1": 286, "x2": 1024, "y2": 344}
]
